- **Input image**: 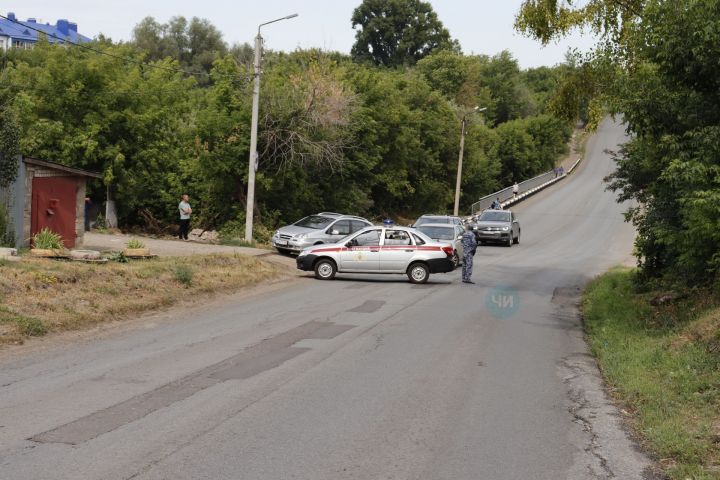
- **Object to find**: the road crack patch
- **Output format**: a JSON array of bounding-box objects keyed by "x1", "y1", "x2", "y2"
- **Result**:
[{"x1": 562, "y1": 354, "x2": 615, "y2": 479}]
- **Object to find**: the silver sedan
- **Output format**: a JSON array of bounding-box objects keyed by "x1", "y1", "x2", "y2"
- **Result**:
[{"x1": 414, "y1": 223, "x2": 465, "y2": 267}]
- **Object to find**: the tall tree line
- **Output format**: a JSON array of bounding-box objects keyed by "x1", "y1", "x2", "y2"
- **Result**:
[{"x1": 0, "y1": 1, "x2": 574, "y2": 241}]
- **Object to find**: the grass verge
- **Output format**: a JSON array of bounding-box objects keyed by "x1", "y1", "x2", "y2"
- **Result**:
[
  {"x1": 583, "y1": 267, "x2": 720, "y2": 479},
  {"x1": 0, "y1": 254, "x2": 283, "y2": 345}
]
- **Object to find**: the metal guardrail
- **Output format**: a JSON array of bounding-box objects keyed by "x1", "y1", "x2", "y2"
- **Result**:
[
  {"x1": 567, "y1": 156, "x2": 582, "y2": 174},
  {"x1": 470, "y1": 169, "x2": 560, "y2": 214}
]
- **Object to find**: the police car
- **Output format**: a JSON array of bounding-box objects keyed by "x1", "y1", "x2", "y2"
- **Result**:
[{"x1": 296, "y1": 226, "x2": 455, "y2": 283}]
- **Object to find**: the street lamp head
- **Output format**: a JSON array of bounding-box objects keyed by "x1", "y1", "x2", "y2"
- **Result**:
[{"x1": 258, "y1": 13, "x2": 300, "y2": 33}]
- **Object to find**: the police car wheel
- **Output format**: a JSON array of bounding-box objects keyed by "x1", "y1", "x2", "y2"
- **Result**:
[
  {"x1": 407, "y1": 263, "x2": 430, "y2": 284},
  {"x1": 452, "y1": 252, "x2": 460, "y2": 268},
  {"x1": 314, "y1": 259, "x2": 337, "y2": 280}
]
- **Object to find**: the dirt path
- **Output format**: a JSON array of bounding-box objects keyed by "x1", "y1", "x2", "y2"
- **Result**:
[{"x1": 83, "y1": 232, "x2": 298, "y2": 270}]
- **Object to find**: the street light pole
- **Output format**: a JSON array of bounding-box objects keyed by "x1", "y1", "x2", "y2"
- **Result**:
[
  {"x1": 244, "y1": 14, "x2": 299, "y2": 242},
  {"x1": 453, "y1": 106, "x2": 486, "y2": 217}
]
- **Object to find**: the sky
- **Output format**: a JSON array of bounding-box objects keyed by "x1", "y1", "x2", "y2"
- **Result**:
[{"x1": 5, "y1": 1, "x2": 596, "y2": 68}]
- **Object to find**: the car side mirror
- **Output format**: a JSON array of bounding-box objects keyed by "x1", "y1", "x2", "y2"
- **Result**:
[
  {"x1": 457, "y1": 235, "x2": 463, "y2": 240},
  {"x1": 330, "y1": 230, "x2": 340, "y2": 235}
]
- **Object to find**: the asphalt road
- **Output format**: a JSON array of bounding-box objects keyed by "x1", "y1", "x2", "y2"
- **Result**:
[{"x1": 0, "y1": 118, "x2": 656, "y2": 479}]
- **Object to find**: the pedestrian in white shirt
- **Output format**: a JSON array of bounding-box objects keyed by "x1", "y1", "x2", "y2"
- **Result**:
[{"x1": 178, "y1": 194, "x2": 192, "y2": 241}]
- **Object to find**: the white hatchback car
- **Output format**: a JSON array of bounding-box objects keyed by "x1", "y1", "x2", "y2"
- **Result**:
[{"x1": 296, "y1": 226, "x2": 455, "y2": 283}]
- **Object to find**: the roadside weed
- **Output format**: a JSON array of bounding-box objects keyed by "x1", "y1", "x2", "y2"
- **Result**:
[
  {"x1": 32, "y1": 228, "x2": 64, "y2": 250},
  {"x1": 173, "y1": 264, "x2": 194, "y2": 287},
  {"x1": 126, "y1": 238, "x2": 145, "y2": 249}
]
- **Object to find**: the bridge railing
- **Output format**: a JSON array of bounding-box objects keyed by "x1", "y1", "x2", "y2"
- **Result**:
[{"x1": 470, "y1": 169, "x2": 561, "y2": 215}]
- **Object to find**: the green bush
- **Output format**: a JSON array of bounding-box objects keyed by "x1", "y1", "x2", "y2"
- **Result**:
[
  {"x1": 219, "y1": 215, "x2": 271, "y2": 245},
  {"x1": 94, "y1": 212, "x2": 107, "y2": 231},
  {"x1": 32, "y1": 228, "x2": 64, "y2": 250},
  {"x1": 106, "y1": 251, "x2": 128, "y2": 263},
  {"x1": 173, "y1": 264, "x2": 194, "y2": 287},
  {"x1": 0, "y1": 202, "x2": 14, "y2": 247}
]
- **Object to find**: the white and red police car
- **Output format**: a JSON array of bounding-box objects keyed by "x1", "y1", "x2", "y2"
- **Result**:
[{"x1": 296, "y1": 226, "x2": 455, "y2": 284}]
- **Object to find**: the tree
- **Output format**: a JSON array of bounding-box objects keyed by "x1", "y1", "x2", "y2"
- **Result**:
[
  {"x1": 351, "y1": 0, "x2": 459, "y2": 67},
  {"x1": 517, "y1": 0, "x2": 720, "y2": 285},
  {"x1": 258, "y1": 52, "x2": 356, "y2": 172},
  {"x1": 131, "y1": 16, "x2": 227, "y2": 75},
  {"x1": 481, "y1": 51, "x2": 536, "y2": 125},
  {"x1": 3, "y1": 41, "x2": 196, "y2": 226},
  {"x1": 416, "y1": 50, "x2": 493, "y2": 110},
  {"x1": 514, "y1": 0, "x2": 643, "y2": 49},
  {"x1": 0, "y1": 108, "x2": 20, "y2": 188}
]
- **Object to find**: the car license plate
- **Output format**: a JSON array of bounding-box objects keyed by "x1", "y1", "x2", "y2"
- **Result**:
[{"x1": 276, "y1": 240, "x2": 288, "y2": 246}]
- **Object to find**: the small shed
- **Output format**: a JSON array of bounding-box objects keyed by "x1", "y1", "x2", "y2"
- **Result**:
[{"x1": 0, "y1": 156, "x2": 101, "y2": 249}]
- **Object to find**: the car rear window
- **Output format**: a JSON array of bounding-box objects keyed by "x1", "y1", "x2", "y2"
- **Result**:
[
  {"x1": 417, "y1": 226, "x2": 454, "y2": 240},
  {"x1": 294, "y1": 215, "x2": 334, "y2": 229},
  {"x1": 415, "y1": 216, "x2": 450, "y2": 226},
  {"x1": 478, "y1": 211, "x2": 511, "y2": 222}
]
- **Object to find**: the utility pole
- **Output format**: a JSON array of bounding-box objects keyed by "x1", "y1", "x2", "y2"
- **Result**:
[
  {"x1": 453, "y1": 116, "x2": 467, "y2": 217},
  {"x1": 453, "y1": 106, "x2": 486, "y2": 217},
  {"x1": 244, "y1": 32, "x2": 262, "y2": 242},
  {"x1": 244, "y1": 14, "x2": 299, "y2": 242}
]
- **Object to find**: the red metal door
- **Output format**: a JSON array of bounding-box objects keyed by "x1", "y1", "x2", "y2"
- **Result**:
[{"x1": 31, "y1": 177, "x2": 78, "y2": 248}]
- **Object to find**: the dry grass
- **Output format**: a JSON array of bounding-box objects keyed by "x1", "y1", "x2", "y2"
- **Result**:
[{"x1": 0, "y1": 254, "x2": 283, "y2": 345}]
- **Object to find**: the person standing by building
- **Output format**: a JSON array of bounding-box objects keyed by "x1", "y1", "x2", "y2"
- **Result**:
[
  {"x1": 178, "y1": 194, "x2": 192, "y2": 241},
  {"x1": 461, "y1": 224, "x2": 478, "y2": 284}
]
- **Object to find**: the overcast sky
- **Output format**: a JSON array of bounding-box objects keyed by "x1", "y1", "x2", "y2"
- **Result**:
[{"x1": 6, "y1": 1, "x2": 595, "y2": 68}]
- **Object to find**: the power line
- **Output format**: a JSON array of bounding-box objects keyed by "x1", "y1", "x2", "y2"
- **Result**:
[{"x1": 0, "y1": 13, "x2": 252, "y2": 82}]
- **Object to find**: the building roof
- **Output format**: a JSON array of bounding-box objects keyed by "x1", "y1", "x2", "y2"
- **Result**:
[
  {"x1": 0, "y1": 12, "x2": 91, "y2": 44},
  {"x1": 24, "y1": 157, "x2": 102, "y2": 179}
]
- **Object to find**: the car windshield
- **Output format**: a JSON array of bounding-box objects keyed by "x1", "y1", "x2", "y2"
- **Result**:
[
  {"x1": 415, "y1": 216, "x2": 450, "y2": 226},
  {"x1": 417, "y1": 226, "x2": 455, "y2": 240},
  {"x1": 479, "y1": 211, "x2": 511, "y2": 222},
  {"x1": 294, "y1": 215, "x2": 334, "y2": 229}
]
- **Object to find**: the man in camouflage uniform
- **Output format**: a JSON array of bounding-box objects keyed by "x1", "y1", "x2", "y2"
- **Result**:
[{"x1": 461, "y1": 224, "x2": 478, "y2": 284}]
